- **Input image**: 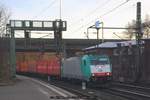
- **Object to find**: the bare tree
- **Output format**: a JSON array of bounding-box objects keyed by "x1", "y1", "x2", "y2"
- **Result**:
[
  {"x1": 0, "y1": 4, "x2": 11, "y2": 37},
  {"x1": 123, "y1": 20, "x2": 136, "y2": 40},
  {"x1": 123, "y1": 14, "x2": 150, "y2": 39},
  {"x1": 143, "y1": 14, "x2": 150, "y2": 38}
]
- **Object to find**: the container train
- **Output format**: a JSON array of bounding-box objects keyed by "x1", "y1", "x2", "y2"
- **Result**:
[{"x1": 16, "y1": 52, "x2": 112, "y2": 83}]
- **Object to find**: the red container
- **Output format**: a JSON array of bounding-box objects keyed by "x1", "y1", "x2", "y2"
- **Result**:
[
  {"x1": 16, "y1": 61, "x2": 21, "y2": 72},
  {"x1": 20, "y1": 62, "x2": 28, "y2": 72},
  {"x1": 47, "y1": 57, "x2": 60, "y2": 76},
  {"x1": 16, "y1": 52, "x2": 61, "y2": 77},
  {"x1": 28, "y1": 61, "x2": 37, "y2": 73},
  {"x1": 36, "y1": 60, "x2": 48, "y2": 74},
  {"x1": 16, "y1": 52, "x2": 39, "y2": 73}
]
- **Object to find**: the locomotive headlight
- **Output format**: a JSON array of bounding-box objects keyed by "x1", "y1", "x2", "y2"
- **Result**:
[
  {"x1": 107, "y1": 73, "x2": 110, "y2": 76},
  {"x1": 92, "y1": 73, "x2": 95, "y2": 76}
]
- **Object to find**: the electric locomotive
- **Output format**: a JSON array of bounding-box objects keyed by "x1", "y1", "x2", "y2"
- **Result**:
[{"x1": 61, "y1": 54, "x2": 112, "y2": 83}]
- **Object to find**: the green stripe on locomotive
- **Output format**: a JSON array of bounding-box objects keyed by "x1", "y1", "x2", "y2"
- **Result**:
[{"x1": 81, "y1": 55, "x2": 91, "y2": 80}]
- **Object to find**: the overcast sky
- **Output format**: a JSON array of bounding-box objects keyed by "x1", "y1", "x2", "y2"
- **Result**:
[{"x1": 1, "y1": 0, "x2": 150, "y2": 39}]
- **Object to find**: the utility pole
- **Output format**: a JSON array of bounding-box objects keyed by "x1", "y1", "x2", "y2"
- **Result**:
[
  {"x1": 60, "y1": 0, "x2": 62, "y2": 19},
  {"x1": 135, "y1": 2, "x2": 142, "y2": 82},
  {"x1": 101, "y1": 22, "x2": 104, "y2": 43},
  {"x1": 96, "y1": 27, "x2": 100, "y2": 48},
  {"x1": 10, "y1": 28, "x2": 16, "y2": 78},
  {"x1": 54, "y1": 19, "x2": 63, "y2": 55},
  {"x1": 24, "y1": 30, "x2": 31, "y2": 38},
  {"x1": 136, "y1": 2, "x2": 142, "y2": 44}
]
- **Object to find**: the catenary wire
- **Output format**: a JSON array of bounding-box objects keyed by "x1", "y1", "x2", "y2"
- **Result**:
[
  {"x1": 70, "y1": 0, "x2": 131, "y2": 34},
  {"x1": 68, "y1": 0, "x2": 112, "y2": 28},
  {"x1": 32, "y1": 0, "x2": 58, "y2": 19}
]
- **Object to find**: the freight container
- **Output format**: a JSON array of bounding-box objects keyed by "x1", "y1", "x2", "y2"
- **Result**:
[
  {"x1": 61, "y1": 57, "x2": 84, "y2": 80},
  {"x1": 16, "y1": 52, "x2": 61, "y2": 77},
  {"x1": 47, "y1": 57, "x2": 60, "y2": 76},
  {"x1": 36, "y1": 60, "x2": 48, "y2": 74},
  {"x1": 28, "y1": 60, "x2": 37, "y2": 73}
]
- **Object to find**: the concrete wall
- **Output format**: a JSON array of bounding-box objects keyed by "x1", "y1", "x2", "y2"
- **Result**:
[{"x1": 0, "y1": 38, "x2": 11, "y2": 83}]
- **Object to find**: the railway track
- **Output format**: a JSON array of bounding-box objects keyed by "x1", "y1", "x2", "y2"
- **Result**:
[
  {"x1": 35, "y1": 78, "x2": 101, "y2": 100},
  {"x1": 46, "y1": 80, "x2": 131, "y2": 100},
  {"x1": 111, "y1": 82, "x2": 150, "y2": 93},
  {"x1": 49, "y1": 81, "x2": 99, "y2": 100},
  {"x1": 102, "y1": 82, "x2": 150, "y2": 100},
  {"x1": 23, "y1": 74, "x2": 150, "y2": 100},
  {"x1": 103, "y1": 87, "x2": 150, "y2": 100}
]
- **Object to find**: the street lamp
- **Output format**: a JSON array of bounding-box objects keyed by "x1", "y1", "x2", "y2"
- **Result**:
[
  {"x1": 95, "y1": 21, "x2": 104, "y2": 43},
  {"x1": 87, "y1": 25, "x2": 94, "y2": 39},
  {"x1": 87, "y1": 21, "x2": 104, "y2": 43}
]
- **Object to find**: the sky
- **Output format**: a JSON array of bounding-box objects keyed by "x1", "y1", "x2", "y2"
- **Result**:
[{"x1": 1, "y1": 0, "x2": 150, "y2": 39}]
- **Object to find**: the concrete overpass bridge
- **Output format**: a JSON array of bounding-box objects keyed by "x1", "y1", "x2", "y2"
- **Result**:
[{"x1": 15, "y1": 38, "x2": 123, "y2": 57}]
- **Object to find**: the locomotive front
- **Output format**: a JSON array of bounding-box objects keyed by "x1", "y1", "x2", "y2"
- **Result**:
[
  {"x1": 91, "y1": 56, "x2": 112, "y2": 81},
  {"x1": 82, "y1": 55, "x2": 112, "y2": 82}
]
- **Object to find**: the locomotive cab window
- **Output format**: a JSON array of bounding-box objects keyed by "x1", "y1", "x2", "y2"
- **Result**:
[{"x1": 91, "y1": 58, "x2": 109, "y2": 65}]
